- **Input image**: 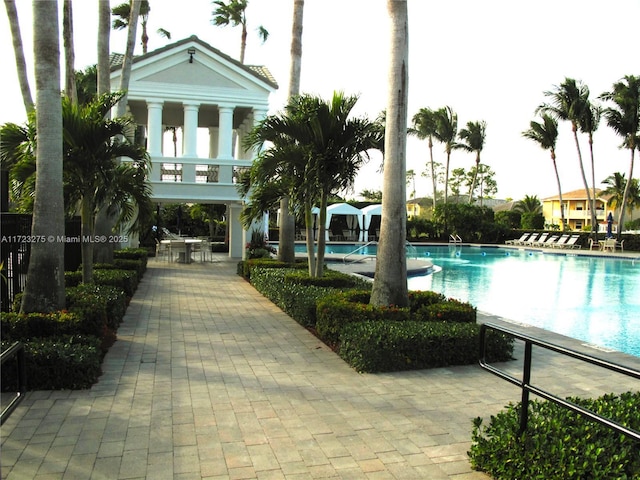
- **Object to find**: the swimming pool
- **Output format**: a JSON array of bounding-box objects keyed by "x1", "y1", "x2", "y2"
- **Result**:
[{"x1": 299, "y1": 244, "x2": 640, "y2": 357}]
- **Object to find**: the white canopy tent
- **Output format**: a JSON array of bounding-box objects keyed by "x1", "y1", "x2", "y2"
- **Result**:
[
  {"x1": 360, "y1": 204, "x2": 382, "y2": 242},
  {"x1": 325, "y1": 203, "x2": 363, "y2": 241}
]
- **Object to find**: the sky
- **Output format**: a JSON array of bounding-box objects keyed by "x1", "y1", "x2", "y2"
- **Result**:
[{"x1": 1, "y1": 0, "x2": 638, "y2": 202}]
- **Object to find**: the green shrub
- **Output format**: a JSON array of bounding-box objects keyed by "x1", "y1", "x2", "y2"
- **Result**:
[
  {"x1": 316, "y1": 294, "x2": 410, "y2": 346},
  {"x1": 339, "y1": 320, "x2": 513, "y2": 373},
  {"x1": 94, "y1": 268, "x2": 138, "y2": 297},
  {"x1": 407, "y1": 290, "x2": 447, "y2": 312},
  {"x1": 114, "y1": 247, "x2": 148, "y2": 266},
  {"x1": 94, "y1": 258, "x2": 145, "y2": 282},
  {"x1": 469, "y1": 391, "x2": 640, "y2": 479},
  {"x1": 65, "y1": 270, "x2": 83, "y2": 287},
  {"x1": 238, "y1": 258, "x2": 303, "y2": 280},
  {"x1": 1, "y1": 311, "x2": 83, "y2": 340},
  {"x1": 283, "y1": 269, "x2": 365, "y2": 289},
  {"x1": 67, "y1": 284, "x2": 127, "y2": 330},
  {"x1": 250, "y1": 267, "x2": 337, "y2": 327},
  {"x1": 413, "y1": 298, "x2": 477, "y2": 323},
  {"x1": 1, "y1": 336, "x2": 102, "y2": 391}
]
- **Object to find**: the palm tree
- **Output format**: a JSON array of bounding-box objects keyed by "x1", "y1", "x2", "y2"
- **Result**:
[
  {"x1": 112, "y1": 0, "x2": 171, "y2": 54},
  {"x1": 4, "y1": 0, "x2": 34, "y2": 114},
  {"x1": 433, "y1": 106, "x2": 459, "y2": 205},
  {"x1": 278, "y1": 0, "x2": 305, "y2": 264},
  {"x1": 370, "y1": 0, "x2": 409, "y2": 308},
  {"x1": 62, "y1": 0, "x2": 77, "y2": 104},
  {"x1": 97, "y1": 0, "x2": 111, "y2": 97},
  {"x1": 2, "y1": 93, "x2": 153, "y2": 284},
  {"x1": 211, "y1": 0, "x2": 268, "y2": 64},
  {"x1": 409, "y1": 107, "x2": 438, "y2": 208},
  {"x1": 458, "y1": 120, "x2": 486, "y2": 203},
  {"x1": 538, "y1": 78, "x2": 596, "y2": 236},
  {"x1": 244, "y1": 92, "x2": 379, "y2": 277},
  {"x1": 513, "y1": 194, "x2": 542, "y2": 214},
  {"x1": 522, "y1": 114, "x2": 566, "y2": 230},
  {"x1": 115, "y1": 0, "x2": 141, "y2": 119},
  {"x1": 600, "y1": 75, "x2": 640, "y2": 239},
  {"x1": 601, "y1": 173, "x2": 640, "y2": 231},
  {"x1": 406, "y1": 169, "x2": 416, "y2": 199},
  {"x1": 20, "y1": 0, "x2": 65, "y2": 313}
]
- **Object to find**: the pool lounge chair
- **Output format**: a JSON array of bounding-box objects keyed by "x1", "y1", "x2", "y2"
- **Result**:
[
  {"x1": 534, "y1": 234, "x2": 559, "y2": 247},
  {"x1": 554, "y1": 235, "x2": 582, "y2": 249},
  {"x1": 526, "y1": 233, "x2": 549, "y2": 246},
  {"x1": 521, "y1": 233, "x2": 542, "y2": 246},
  {"x1": 506, "y1": 232, "x2": 530, "y2": 245},
  {"x1": 550, "y1": 234, "x2": 570, "y2": 248}
]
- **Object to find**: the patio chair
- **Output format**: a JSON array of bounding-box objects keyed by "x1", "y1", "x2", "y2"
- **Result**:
[
  {"x1": 527, "y1": 233, "x2": 548, "y2": 246},
  {"x1": 535, "y1": 234, "x2": 559, "y2": 247},
  {"x1": 506, "y1": 232, "x2": 529, "y2": 245},
  {"x1": 155, "y1": 239, "x2": 170, "y2": 262},
  {"x1": 556, "y1": 235, "x2": 582, "y2": 249},
  {"x1": 550, "y1": 234, "x2": 570, "y2": 248},
  {"x1": 602, "y1": 238, "x2": 617, "y2": 252}
]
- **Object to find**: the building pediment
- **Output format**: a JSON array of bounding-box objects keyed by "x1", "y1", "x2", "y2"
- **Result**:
[
  {"x1": 110, "y1": 35, "x2": 277, "y2": 101},
  {"x1": 139, "y1": 62, "x2": 245, "y2": 89}
]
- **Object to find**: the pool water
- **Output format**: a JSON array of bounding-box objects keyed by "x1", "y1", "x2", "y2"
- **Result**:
[{"x1": 301, "y1": 244, "x2": 640, "y2": 357}]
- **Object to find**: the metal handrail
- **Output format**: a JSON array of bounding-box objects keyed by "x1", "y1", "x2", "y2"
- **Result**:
[
  {"x1": 479, "y1": 323, "x2": 640, "y2": 440},
  {"x1": 342, "y1": 241, "x2": 377, "y2": 263},
  {"x1": 1, "y1": 341, "x2": 27, "y2": 425}
]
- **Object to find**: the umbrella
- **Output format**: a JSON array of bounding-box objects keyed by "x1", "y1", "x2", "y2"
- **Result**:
[{"x1": 606, "y1": 212, "x2": 613, "y2": 238}]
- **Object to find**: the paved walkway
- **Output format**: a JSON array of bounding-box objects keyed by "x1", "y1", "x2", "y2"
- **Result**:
[{"x1": 2, "y1": 255, "x2": 639, "y2": 479}]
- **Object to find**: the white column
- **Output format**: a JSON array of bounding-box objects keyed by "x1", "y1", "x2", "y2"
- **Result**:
[
  {"x1": 146, "y1": 101, "x2": 163, "y2": 157},
  {"x1": 248, "y1": 108, "x2": 267, "y2": 159},
  {"x1": 183, "y1": 102, "x2": 200, "y2": 157},
  {"x1": 217, "y1": 104, "x2": 234, "y2": 159},
  {"x1": 208, "y1": 127, "x2": 219, "y2": 159},
  {"x1": 228, "y1": 204, "x2": 245, "y2": 259}
]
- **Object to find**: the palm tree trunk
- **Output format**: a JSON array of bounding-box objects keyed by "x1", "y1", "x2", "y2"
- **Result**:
[
  {"x1": 571, "y1": 125, "x2": 594, "y2": 237},
  {"x1": 468, "y1": 155, "x2": 480, "y2": 203},
  {"x1": 81, "y1": 196, "x2": 94, "y2": 284},
  {"x1": 444, "y1": 150, "x2": 451, "y2": 205},
  {"x1": 303, "y1": 201, "x2": 316, "y2": 276},
  {"x1": 116, "y1": 0, "x2": 141, "y2": 118},
  {"x1": 370, "y1": 0, "x2": 409, "y2": 308},
  {"x1": 618, "y1": 149, "x2": 635, "y2": 239},
  {"x1": 315, "y1": 191, "x2": 328, "y2": 278},
  {"x1": 277, "y1": 0, "x2": 305, "y2": 264},
  {"x1": 21, "y1": 0, "x2": 65, "y2": 313},
  {"x1": 62, "y1": 0, "x2": 77, "y2": 104},
  {"x1": 428, "y1": 137, "x2": 436, "y2": 209},
  {"x1": 239, "y1": 23, "x2": 247, "y2": 63},
  {"x1": 588, "y1": 134, "x2": 598, "y2": 236},
  {"x1": 4, "y1": 0, "x2": 34, "y2": 114},
  {"x1": 97, "y1": 0, "x2": 110, "y2": 97},
  {"x1": 551, "y1": 151, "x2": 566, "y2": 230}
]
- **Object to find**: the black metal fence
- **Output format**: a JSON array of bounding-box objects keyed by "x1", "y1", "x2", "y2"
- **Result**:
[
  {"x1": 479, "y1": 322, "x2": 640, "y2": 441},
  {"x1": 1, "y1": 214, "x2": 82, "y2": 311}
]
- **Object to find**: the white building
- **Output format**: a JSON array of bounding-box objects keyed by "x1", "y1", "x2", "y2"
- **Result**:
[{"x1": 110, "y1": 36, "x2": 278, "y2": 258}]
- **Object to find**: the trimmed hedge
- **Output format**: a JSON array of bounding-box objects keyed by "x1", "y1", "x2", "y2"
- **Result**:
[
  {"x1": 249, "y1": 267, "x2": 337, "y2": 327},
  {"x1": 67, "y1": 284, "x2": 127, "y2": 331},
  {"x1": 315, "y1": 290, "x2": 476, "y2": 346},
  {"x1": 339, "y1": 320, "x2": 513, "y2": 372},
  {"x1": 1, "y1": 311, "x2": 84, "y2": 340},
  {"x1": 1, "y1": 336, "x2": 102, "y2": 390},
  {"x1": 93, "y1": 268, "x2": 138, "y2": 297},
  {"x1": 469, "y1": 391, "x2": 640, "y2": 479}
]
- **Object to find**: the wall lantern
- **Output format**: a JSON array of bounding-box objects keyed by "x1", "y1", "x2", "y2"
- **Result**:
[{"x1": 187, "y1": 47, "x2": 196, "y2": 63}]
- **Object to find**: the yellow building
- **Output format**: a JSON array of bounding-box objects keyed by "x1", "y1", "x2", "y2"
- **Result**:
[
  {"x1": 406, "y1": 200, "x2": 422, "y2": 218},
  {"x1": 542, "y1": 189, "x2": 609, "y2": 231}
]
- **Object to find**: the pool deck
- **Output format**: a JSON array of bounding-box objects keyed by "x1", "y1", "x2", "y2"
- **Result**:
[{"x1": 1, "y1": 254, "x2": 639, "y2": 479}]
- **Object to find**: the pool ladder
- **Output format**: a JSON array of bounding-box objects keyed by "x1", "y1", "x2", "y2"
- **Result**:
[{"x1": 342, "y1": 241, "x2": 419, "y2": 263}]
